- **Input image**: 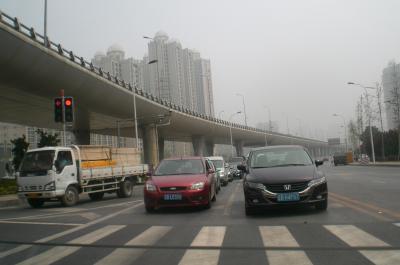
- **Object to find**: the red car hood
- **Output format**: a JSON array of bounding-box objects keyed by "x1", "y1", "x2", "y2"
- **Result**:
[{"x1": 151, "y1": 174, "x2": 207, "y2": 187}]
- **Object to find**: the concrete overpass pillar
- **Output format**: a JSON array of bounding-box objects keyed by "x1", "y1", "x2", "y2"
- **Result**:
[
  {"x1": 206, "y1": 142, "x2": 214, "y2": 157},
  {"x1": 192, "y1": 136, "x2": 206, "y2": 156},
  {"x1": 143, "y1": 124, "x2": 158, "y2": 167},
  {"x1": 158, "y1": 137, "x2": 165, "y2": 161},
  {"x1": 72, "y1": 105, "x2": 90, "y2": 145},
  {"x1": 235, "y1": 141, "x2": 244, "y2": 157}
]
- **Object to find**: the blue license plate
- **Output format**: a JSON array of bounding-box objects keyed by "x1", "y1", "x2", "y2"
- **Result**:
[
  {"x1": 277, "y1": 192, "x2": 300, "y2": 202},
  {"x1": 164, "y1": 194, "x2": 182, "y2": 200}
]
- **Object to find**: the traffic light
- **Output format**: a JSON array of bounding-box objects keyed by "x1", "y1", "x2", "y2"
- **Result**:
[
  {"x1": 54, "y1": 98, "x2": 63, "y2": 123},
  {"x1": 64, "y1": 97, "x2": 74, "y2": 122}
]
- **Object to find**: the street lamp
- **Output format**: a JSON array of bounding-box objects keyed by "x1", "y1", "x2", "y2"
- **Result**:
[
  {"x1": 333, "y1": 113, "x2": 348, "y2": 151},
  {"x1": 218, "y1": 110, "x2": 225, "y2": 119},
  {"x1": 143, "y1": 36, "x2": 160, "y2": 98},
  {"x1": 236, "y1": 93, "x2": 247, "y2": 126},
  {"x1": 348, "y1": 82, "x2": 376, "y2": 163},
  {"x1": 229, "y1": 111, "x2": 242, "y2": 157}
]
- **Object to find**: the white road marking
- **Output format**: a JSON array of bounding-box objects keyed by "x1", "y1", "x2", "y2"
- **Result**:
[
  {"x1": 266, "y1": 250, "x2": 313, "y2": 265},
  {"x1": 16, "y1": 225, "x2": 124, "y2": 265},
  {"x1": 178, "y1": 226, "x2": 226, "y2": 265},
  {"x1": 95, "y1": 226, "x2": 172, "y2": 265},
  {"x1": 324, "y1": 225, "x2": 389, "y2": 247},
  {"x1": 259, "y1": 226, "x2": 299, "y2": 247},
  {"x1": 78, "y1": 212, "x2": 101, "y2": 220},
  {"x1": 394, "y1": 223, "x2": 400, "y2": 227},
  {"x1": 0, "y1": 202, "x2": 143, "y2": 258},
  {"x1": 360, "y1": 250, "x2": 400, "y2": 265},
  {"x1": 178, "y1": 250, "x2": 220, "y2": 265},
  {"x1": 191, "y1": 226, "x2": 226, "y2": 247},
  {"x1": 0, "y1": 220, "x2": 81, "y2": 226},
  {"x1": 0, "y1": 200, "x2": 143, "y2": 221}
]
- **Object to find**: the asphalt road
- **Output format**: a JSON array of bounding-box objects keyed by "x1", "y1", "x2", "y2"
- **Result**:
[{"x1": 0, "y1": 165, "x2": 399, "y2": 265}]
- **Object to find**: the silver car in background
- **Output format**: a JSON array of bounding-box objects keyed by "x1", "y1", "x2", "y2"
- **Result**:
[{"x1": 207, "y1": 156, "x2": 229, "y2": 186}]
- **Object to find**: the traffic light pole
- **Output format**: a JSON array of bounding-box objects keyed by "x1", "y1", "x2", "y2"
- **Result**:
[{"x1": 60, "y1": 90, "x2": 66, "y2": 146}]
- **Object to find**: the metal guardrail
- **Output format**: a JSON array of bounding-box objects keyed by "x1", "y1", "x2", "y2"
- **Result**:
[{"x1": 0, "y1": 10, "x2": 326, "y2": 144}]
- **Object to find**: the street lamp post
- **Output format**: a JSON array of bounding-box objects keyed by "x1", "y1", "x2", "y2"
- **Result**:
[
  {"x1": 218, "y1": 110, "x2": 225, "y2": 119},
  {"x1": 44, "y1": 0, "x2": 47, "y2": 45},
  {"x1": 229, "y1": 111, "x2": 242, "y2": 158},
  {"x1": 236, "y1": 93, "x2": 247, "y2": 126},
  {"x1": 333, "y1": 113, "x2": 348, "y2": 151},
  {"x1": 348, "y1": 82, "x2": 376, "y2": 163},
  {"x1": 144, "y1": 36, "x2": 160, "y2": 99}
]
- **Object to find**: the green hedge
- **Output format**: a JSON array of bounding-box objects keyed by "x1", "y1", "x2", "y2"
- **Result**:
[{"x1": 0, "y1": 179, "x2": 17, "y2": 195}]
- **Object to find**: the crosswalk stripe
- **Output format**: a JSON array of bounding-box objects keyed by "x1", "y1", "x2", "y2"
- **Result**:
[
  {"x1": 94, "y1": 226, "x2": 172, "y2": 265},
  {"x1": 191, "y1": 226, "x2": 226, "y2": 247},
  {"x1": 360, "y1": 250, "x2": 400, "y2": 265},
  {"x1": 394, "y1": 223, "x2": 400, "y2": 227},
  {"x1": 16, "y1": 225, "x2": 125, "y2": 265},
  {"x1": 178, "y1": 226, "x2": 226, "y2": 265},
  {"x1": 324, "y1": 225, "x2": 389, "y2": 247},
  {"x1": 266, "y1": 250, "x2": 313, "y2": 265},
  {"x1": 259, "y1": 226, "x2": 299, "y2": 247},
  {"x1": 178, "y1": 250, "x2": 220, "y2": 265}
]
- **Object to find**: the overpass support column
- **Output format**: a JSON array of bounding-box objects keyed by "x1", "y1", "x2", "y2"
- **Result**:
[
  {"x1": 192, "y1": 136, "x2": 206, "y2": 156},
  {"x1": 158, "y1": 137, "x2": 165, "y2": 161},
  {"x1": 72, "y1": 106, "x2": 90, "y2": 145},
  {"x1": 143, "y1": 124, "x2": 159, "y2": 167},
  {"x1": 235, "y1": 140, "x2": 244, "y2": 157}
]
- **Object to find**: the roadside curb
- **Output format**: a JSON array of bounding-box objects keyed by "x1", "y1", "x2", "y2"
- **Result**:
[
  {"x1": 348, "y1": 163, "x2": 400, "y2": 168},
  {"x1": 0, "y1": 195, "x2": 23, "y2": 208}
]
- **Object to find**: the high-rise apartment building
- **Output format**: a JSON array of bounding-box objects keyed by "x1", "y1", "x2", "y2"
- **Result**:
[
  {"x1": 382, "y1": 61, "x2": 400, "y2": 130},
  {"x1": 92, "y1": 33, "x2": 215, "y2": 117}
]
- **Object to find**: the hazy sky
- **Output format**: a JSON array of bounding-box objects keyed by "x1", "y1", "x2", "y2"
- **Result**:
[{"x1": 2, "y1": 0, "x2": 400, "y2": 140}]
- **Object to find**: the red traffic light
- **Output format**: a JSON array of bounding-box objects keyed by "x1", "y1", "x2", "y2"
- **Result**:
[
  {"x1": 55, "y1": 99, "x2": 62, "y2": 107},
  {"x1": 65, "y1": 99, "x2": 72, "y2": 106}
]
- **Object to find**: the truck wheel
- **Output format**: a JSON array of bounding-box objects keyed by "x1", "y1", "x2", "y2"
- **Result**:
[
  {"x1": 61, "y1": 186, "x2": 79, "y2": 207},
  {"x1": 88, "y1": 192, "x2": 104, "y2": 201},
  {"x1": 117, "y1": 179, "x2": 133, "y2": 198},
  {"x1": 27, "y1": 198, "x2": 45, "y2": 208}
]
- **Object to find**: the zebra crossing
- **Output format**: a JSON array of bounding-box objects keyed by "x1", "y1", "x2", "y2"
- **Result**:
[{"x1": 1, "y1": 223, "x2": 400, "y2": 265}]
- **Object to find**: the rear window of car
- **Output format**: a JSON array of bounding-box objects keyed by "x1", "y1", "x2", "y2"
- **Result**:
[{"x1": 154, "y1": 159, "x2": 205, "y2": 176}]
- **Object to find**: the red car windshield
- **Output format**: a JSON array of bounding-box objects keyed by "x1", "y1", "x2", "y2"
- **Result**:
[{"x1": 154, "y1": 159, "x2": 205, "y2": 176}]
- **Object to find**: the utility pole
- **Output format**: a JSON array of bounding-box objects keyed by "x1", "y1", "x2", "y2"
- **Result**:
[{"x1": 375, "y1": 83, "x2": 385, "y2": 160}]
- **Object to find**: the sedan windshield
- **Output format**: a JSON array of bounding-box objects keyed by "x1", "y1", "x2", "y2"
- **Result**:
[
  {"x1": 250, "y1": 148, "x2": 313, "y2": 168},
  {"x1": 20, "y1": 150, "x2": 55, "y2": 173},
  {"x1": 211, "y1": 160, "x2": 223, "y2": 169},
  {"x1": 154, "y1": 159, "x2": 205, "y2": 176}
]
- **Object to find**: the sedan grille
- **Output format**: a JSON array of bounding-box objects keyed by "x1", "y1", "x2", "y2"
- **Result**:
[
  {"x1": 264, "y1": 181, "x2": 308, "y2": 193},
  {"x1": 160, "y1": 186, "x2": 187, "y2": 192}
]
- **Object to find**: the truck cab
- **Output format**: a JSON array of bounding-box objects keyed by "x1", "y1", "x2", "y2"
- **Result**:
[{"x1": 17, "y1": 146, "x2": 78, "y2": 207}]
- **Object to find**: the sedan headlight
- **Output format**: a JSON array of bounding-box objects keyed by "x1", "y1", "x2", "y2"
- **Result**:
[
  {"x1": 145, "y1": 183, "x2": 157, "y2": 192},
  {"x1": 308, "y1": 177, "x2": 326, "y2": 187},
  {"x1": 190, "y1": 182, "x2": 205, "y2": 190},
  {"x1": 44, "y1": 181, "x2": 55, "y2": 191},
  {"x1": 245, "y1": 181, "x2": 265, "y2": 190},
  {"x1": 219, "y1": 171, "x2": 225, "y2": 177}
]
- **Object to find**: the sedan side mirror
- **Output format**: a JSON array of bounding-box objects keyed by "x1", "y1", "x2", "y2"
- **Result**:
[
  {"x1": 208, "y1": 169, "x2": 215, "y2": 174},
  {"x1": 315, "y1": 160, "x2": 324, "y2": 167}
]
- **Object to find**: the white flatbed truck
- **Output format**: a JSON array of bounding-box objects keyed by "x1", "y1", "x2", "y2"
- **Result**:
[{"x1": 17, "y1": 145, "x2": 148, "y2": 208}]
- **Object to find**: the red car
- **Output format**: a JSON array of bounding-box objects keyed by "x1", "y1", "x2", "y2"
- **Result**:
[{"x1": 144, "y1": 157, "x2": 217, "y2": 212}]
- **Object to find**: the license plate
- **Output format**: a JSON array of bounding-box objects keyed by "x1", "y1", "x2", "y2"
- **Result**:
[
  {"x1": 27, "y1": 193, "x2": 40, "y2": 198},
  {"x1": 277, "y1": 192, "x2": 300, "y2": 202},
  {"x1": 164, "y1": 194, "x2": 182, "y2": 200}
]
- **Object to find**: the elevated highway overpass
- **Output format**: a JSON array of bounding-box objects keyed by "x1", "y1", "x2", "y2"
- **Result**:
[{"x1": 0, "y1": 10, "x2": 331, "y2": 165}]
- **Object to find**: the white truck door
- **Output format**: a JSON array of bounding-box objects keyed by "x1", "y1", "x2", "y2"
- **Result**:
[{"x1": 54, "y1": 150, "x2": 78, "y2": 192}]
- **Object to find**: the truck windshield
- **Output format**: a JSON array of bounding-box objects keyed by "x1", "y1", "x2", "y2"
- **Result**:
[{"x1": 20, "y1": 150, "x2": 55, "y2": 174}]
